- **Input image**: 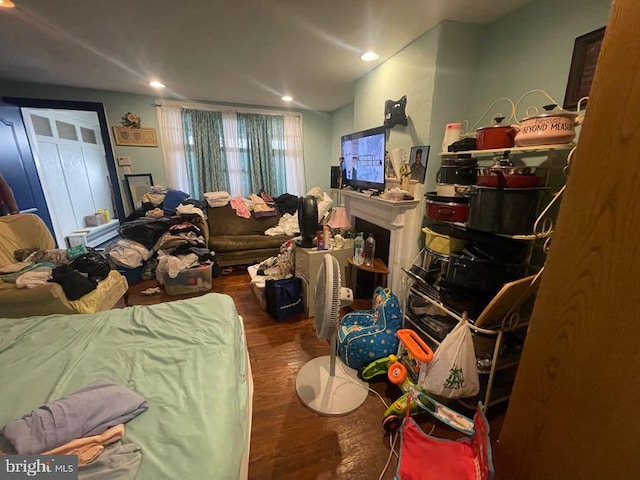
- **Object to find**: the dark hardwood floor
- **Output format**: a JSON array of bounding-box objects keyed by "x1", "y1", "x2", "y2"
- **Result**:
[{"x1": 126, "y1": 270, "x2": 506, "y2": 480}]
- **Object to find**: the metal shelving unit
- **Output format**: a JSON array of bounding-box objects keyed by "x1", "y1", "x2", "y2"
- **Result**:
[{"x1": 401, "y1": 251, "x2": 541, "y2": 413}]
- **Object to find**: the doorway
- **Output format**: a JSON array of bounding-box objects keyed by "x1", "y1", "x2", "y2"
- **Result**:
[{"x1": 1, "y1": 97, "x2": 124, "y2": 247}]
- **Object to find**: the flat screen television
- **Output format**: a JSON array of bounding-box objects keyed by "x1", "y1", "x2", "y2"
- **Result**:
[{"x1": 341, "y1": 125, "x2": 386, "y2": 192}]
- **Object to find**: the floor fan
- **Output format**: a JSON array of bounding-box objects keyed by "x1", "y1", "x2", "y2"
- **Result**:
[{"x1": 296, "y1": 255, "x2": 369, "y2": 415}]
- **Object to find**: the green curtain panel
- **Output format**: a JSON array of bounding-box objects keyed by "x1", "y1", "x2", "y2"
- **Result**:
[
  {"x1": 236, "y1": 113, "x2": 287, "y2": 196},
  {"x1": 181, "y1": 109, "x2": 230, "y2": 197}
]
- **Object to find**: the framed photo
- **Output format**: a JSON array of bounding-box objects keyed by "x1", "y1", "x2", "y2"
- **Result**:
[
  {"x1": 409, "y1": 145, "x2": 429, "y2": 183},
  {"x1": 124, "y1": 174, "x2": 153, "y2": 210},
  {"x1": 563, "y1": 26, "x2": 605, "y2": 110},
  {"x1": 112, "y1": 126, "x2": 158, "y2": 147}
]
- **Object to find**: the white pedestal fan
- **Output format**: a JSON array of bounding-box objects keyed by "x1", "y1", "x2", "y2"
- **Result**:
[{"x1": 296, "y1": 254, "x2": 369, "y2": 415}]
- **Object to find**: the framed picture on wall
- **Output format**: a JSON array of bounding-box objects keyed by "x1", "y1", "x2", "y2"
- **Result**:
[
  {"x1": 124, "y1": 174, "x2": 153, "y2": 210},
  {"x1": 409, "y1": 146, "x2": 429, "y2": 183},
  {"x1": 563, "y1": 26, "x2": 606, "y2": 110},
  {"x1": 113, "y1": 126, "x2": 158, "y2": 147}
]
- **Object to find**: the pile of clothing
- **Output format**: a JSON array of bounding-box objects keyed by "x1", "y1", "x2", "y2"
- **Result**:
[
  {"x1": 154, "y1": 222, "x2": 216, "y2": 282},
  {"x1": 125, "y1": 187, "x2": 207, "y2": 222},
  {"x1": 114, "y1": 218, "x2": 218, "y2": 284},
  {"x1": 265, "y1": 187, "x2": 334, "y2": 236},
  {"x1": 0, "y1": 250, "x2": 112, "y2": 301},
  {"x1": 0, "y1": 379, "x2": 147, "y2": 479}
]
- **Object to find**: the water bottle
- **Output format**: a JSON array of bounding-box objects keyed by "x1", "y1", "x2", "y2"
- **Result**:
[
  {"x1": 353, "y1": 232, "x2": 365, "y2": 265},
  {"x1": 364, "y1": 233, "x2": 376, "y2": 267}
]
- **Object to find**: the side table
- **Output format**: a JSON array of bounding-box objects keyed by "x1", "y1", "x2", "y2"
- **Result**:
[{"x1": 347, "y1": 257, "x2": 389, "y2": 298}]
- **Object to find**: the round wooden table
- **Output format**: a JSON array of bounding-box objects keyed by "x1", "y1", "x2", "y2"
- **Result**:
[{"x1": 347, "y1": 257, "x2": 389, "y2": 295}]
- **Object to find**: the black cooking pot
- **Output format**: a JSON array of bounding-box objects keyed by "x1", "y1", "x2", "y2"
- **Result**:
[
  {"x1": 439, "y1": 280, "x2": 495, "y2": 320},
  {"x1": 445, "y1": 251, "x2": 527, "y2": 294},
  {"x1": 438, "y1": 165, "x2": 477, "y2": 185},
  {"x1": 467, "y1": 186, "x2": 546, "y2": 235},
  {"x1": 441, "y1": 155, "x2": 477, "y2": 167}
]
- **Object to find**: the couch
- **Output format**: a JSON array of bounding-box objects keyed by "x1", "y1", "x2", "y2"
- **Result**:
[
  {"x1": 0, "y1": 214, "x2": 128, "y2": 318},
  {"x1": 205, "y1": 204, "x2": 294, "y2": 267}
]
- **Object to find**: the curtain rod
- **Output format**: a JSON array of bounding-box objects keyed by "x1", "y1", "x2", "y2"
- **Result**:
[{"x1": 154, "y1": 99, "x2": 302, "y2": 118}]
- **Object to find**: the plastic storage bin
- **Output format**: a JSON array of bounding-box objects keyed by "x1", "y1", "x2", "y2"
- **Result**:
[{"x1": 159, "y1": 263, "x2": 213, "y2": 296}]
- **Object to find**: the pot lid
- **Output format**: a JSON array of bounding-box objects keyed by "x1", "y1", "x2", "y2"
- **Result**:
[
  {"x1": 478, "y1": 115, "x2": 512, "y2": 130},
  {"x1": 522, "y1": 104, "x2": 577, "y2": 121}
]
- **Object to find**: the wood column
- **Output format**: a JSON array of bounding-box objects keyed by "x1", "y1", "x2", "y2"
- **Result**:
[{"x1": 495, "y1": 1, "x2": 640, "y2": 478}]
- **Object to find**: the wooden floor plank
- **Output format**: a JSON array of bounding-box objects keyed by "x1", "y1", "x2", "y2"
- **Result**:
[{"x1": 127, "y1": 268, "x2": 505, "y2": 479}]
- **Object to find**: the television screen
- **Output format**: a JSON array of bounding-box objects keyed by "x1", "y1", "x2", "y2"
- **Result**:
[{"x1": 341, "y1": 126, "x2": 386, "y2": 192}]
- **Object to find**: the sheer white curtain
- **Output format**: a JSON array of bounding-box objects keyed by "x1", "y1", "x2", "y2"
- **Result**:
[
  {"x1": 283, "y1": 114, "x2": 306, "y2": 195},
  {"x1": 156, "y1": 104, "x2": 190, "y2": 193},
  {"x1": 221, "y1": 110, "x2": 243, "y2": 197}
]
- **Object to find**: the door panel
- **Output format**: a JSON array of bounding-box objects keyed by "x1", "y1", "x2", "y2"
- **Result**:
[
  {"x1": 58, "y1": 143, "x2": 96, "y2": 225},
  {"x1": 0, "y1": 102, "x2": 54, "y2": 234},
  {"x1": 83, "y1": 146, "x2": 113, "y2": 218},
  {"x1": 36, "y1": 142, "x2": 77, "y2": 246}
]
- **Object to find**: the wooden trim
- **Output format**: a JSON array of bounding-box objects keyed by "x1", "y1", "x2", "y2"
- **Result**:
[{"x1": 496, "y1": 1, "x2": 640, "y2": 478}]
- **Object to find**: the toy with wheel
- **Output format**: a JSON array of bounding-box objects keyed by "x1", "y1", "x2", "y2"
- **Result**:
[{"x1": 362, "y1": 328, "x2": 475, "y2": 435}]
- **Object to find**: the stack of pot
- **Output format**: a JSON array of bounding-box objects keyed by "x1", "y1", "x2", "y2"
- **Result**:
[
  {"x1": 467, "y1": 153, "x2": 547, "y2": 235},
  {"x1": 425, "y1": 154, "x2": 476, "y2": 223}
]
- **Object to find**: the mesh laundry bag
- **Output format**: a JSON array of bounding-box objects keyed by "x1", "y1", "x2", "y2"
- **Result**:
[
  {"x1": 395, "y1": 403, "x2": 494, "y2": 480},
  {"x1": 337, "y1": 287, "x2": 402, "y2": 370}
]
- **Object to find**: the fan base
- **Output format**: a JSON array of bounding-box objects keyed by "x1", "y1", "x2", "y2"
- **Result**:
[{"x1": 296, "y1": 356, "x2": 369, "y2": 415}]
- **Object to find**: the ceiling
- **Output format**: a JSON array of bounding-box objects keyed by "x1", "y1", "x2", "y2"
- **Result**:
[{"x1": 0, "y1": 0, "x2": 532, "y2": 112}]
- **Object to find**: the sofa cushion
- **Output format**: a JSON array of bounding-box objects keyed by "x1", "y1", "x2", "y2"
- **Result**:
[
  {"x1": 209, "y1": 234, "x2": 291, "y2": 253},
  {"x1": 207, "y1": 204, "x2": 282, "y2": 236}
]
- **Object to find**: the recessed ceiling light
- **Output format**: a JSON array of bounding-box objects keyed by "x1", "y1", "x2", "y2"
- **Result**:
[
  {"x1": 149, "y1": 80, "x2": 165, "y2": 89},
  {"x1": 281, "y1": 95, "x2": 293, "y2": 102},
  {"x1": 360, "y1": 51, "x2": 379, "y2": 62},
  {"x1": 0, "y1": 0, "x2": 16, "y2": 8}
]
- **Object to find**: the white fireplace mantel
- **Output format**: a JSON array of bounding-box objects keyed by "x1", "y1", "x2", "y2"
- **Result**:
[{"x1": 341, "y1": 190, "x2": 421, "y2": 293}]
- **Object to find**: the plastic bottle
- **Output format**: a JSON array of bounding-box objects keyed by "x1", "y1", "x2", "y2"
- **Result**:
[
  {"x1": 323, "y1": 225, "x2": 330, "y2": 250},
  {"x1": 353, "y1": 232, "x2": 365, "y2": 265},
  {"x1": 364, "y1": 233, "x2": 376, "y2": 267},
  {"x1": 316, "y1": 230, "x2": 324, "y2": 251}
]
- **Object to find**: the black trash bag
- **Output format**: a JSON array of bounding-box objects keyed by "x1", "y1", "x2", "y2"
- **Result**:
[
  {"x1": 49, "y1": 265, "x2": 97, "y2": 301},
  {"x1": 70, "y1": 252, "x2": 112, "y2": 283},
  {"x1": 119, "y1": 218, "x2": 172, "y2": 250}
]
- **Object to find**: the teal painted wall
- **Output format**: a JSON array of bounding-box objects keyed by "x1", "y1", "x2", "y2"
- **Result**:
[
  {"x1": 354, "y1": 24, "x2": 440, "y2": 151},
  {"x1": 469, "y1": 0, "x2": 612, "y2": 124},
  {"x1": 330, "y1": 102, "x2": 354, "y2": 167},
  {"x1": 427, "y1": 21, "x2": 483, "y2": 191},
  {"x1": 0, "y1": 80, "x2": 167, "y2": 196},
  {"x1": 301, "y1": 109, "x2": 332, "y2": 193},
  {"x1": 0, "y1": 80, "x2": 332, "y2": 204}
]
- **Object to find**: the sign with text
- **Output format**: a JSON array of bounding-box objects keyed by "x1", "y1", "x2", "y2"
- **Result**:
[{"x1": 0, "y1": 456, "x2": 78, "y2": 480}]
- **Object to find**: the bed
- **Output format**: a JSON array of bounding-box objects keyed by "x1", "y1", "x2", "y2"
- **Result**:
[{"x1": 0, "y1": 293, "x2": 253, "y2": 480}]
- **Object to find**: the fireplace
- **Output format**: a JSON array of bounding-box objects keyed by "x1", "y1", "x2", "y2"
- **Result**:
[
  {"x1": 341, "y1": 190, "x2": 421, "y2": 295},
  {"x1": 353, "y1": 218, "x2": 391, "y2": 298}
]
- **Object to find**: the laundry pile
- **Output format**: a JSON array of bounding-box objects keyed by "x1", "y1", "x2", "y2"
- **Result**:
[
  {"x1": 115, "y1": 187, "x2": 216, "y2": 288},
  {"x1": 1, "y1": 379, "x2": 147, "y2": 479},
  {"x1": 154, "y1": 222, "x2": 216, "y2": 283},
  {"x1": 0, "y1": 250, "x2": 112, "y2": 301},
  {"x1": 265, "y1": 187, "x2": 334, "y2": 236},
  {"x1": 124, "y1": 187, "x2": 207, "y2": 223}
]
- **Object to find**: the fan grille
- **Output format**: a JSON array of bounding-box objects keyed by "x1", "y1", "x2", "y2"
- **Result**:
[{"x1": 314, "y1": 255, "x2": 341, "y2": 340}]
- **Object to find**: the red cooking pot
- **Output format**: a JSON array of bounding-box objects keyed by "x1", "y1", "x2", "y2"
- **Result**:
[
  {"x1": 476, "y1": 168, "x2": 545, "y2": 188},
  {"x1": 425, "y1": 192, "x2": 469, "y2": 223},
  {"x1": 476, "y1": 116, "x2": 517, "y2": 150}
]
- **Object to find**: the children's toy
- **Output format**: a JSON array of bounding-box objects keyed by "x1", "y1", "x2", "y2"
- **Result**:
[
  {"x1": 337, "y1": 287, "x2": 402, "y2": 370},
  {"x1": 395, "y1": 400, "x2": 494, "y2": 480},
  {"x1": 360, "y1": 328, "x2": 474, "y2": 435}
]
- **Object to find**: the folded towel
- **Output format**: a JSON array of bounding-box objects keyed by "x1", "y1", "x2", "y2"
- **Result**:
[
  {"x1": 2, "y1": 379, "x2": 148, "y2": 455},
  {"x1": 204, "y1": 191, "x2": 231, "y2": 208},
  {"x1": 44, "y1": 424, "x2": 125, "y2": 466}
]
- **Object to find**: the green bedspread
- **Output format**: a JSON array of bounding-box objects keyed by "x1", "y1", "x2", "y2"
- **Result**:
[{"x1": 0, "y1": 293, "x2": 249, "y2": 480}]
